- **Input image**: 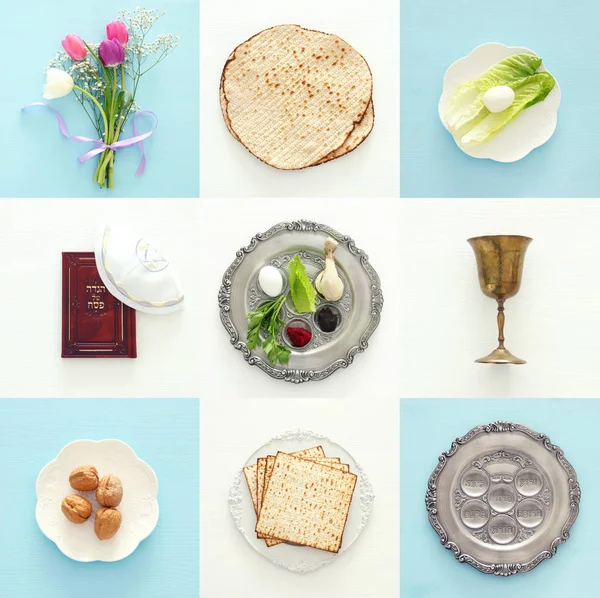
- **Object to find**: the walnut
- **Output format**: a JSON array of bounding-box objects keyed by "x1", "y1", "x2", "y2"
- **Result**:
[
  {"x1": 96, "y1": 474, "x2": 123, "y2": 507},
  {"x1": 94, "y1": 507, "x2": 122, "y2": 540},
  {"x1": 62, "y1": 494, "x2": 93, "y2": 524},
  {"x1": 69, "y1": 465, "x2": 99, "y2": 492}
]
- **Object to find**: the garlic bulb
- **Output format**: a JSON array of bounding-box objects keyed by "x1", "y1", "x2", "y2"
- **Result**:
[{"x1": 314, "y1": 238, "x2": 344, "y2": 301}]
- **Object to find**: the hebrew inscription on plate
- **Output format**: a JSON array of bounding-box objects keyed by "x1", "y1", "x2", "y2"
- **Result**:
[{"x1": 454, "y1": 450, "x2": 551, "y2": 546}]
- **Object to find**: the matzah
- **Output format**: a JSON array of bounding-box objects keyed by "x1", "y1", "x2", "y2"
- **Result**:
[
  {"x1": 242, "y1": 463, "x2": 260, "y2": 516},
  {"x1": 243, "y1": 446, "x2": 325, "y2": 529},
  {"x1": 256, "y1": 457, "x2": 267, "y2": 514},
  {"x1": 256, "y1": 452, "x2": 357, "y2": 553},
  {"x1": 221, "y1": 25, "x2": 373, "y2": 170},
  {"x1": 259, "y1": 455, "x2": 349, "y2": 545},
  {"x1": 221, "y1": 78, "x2": 374, "y2": 165}
]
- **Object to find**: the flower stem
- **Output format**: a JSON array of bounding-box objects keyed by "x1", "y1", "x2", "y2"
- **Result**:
[
  {"x1": 82, "y1": 41, "x2": 102, "y2": 68},
  {"x1": 107, "y1": 158, "x2": 115, "y2": 189},
  {"x1": 73, "y1": 85, "x2": 108, "y2": 140}
]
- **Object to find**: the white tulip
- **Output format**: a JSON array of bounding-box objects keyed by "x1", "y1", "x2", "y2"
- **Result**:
[{"x1": 43, "y1": 68, "x2": 74, "y2": 100}]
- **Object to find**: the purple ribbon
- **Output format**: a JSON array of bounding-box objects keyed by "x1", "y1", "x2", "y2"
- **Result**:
[{"x1": 22, "y1": 102, "x2": 158, "y2": 176}]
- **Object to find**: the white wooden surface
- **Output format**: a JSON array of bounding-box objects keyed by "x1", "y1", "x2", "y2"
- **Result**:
[
  {"x1": 200, "y1": 397, "x2": 400, "y2": 598},
  {"x1": 199, "y1": 0, "x2": 400, "y2": 198},
  {"x1": 398, "y1": 198, "x2": 600, "y2": 398}
]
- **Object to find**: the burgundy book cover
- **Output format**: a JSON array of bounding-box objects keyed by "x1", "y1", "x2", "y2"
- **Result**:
[{"x1": 62, "y1": 252, "x2": 137, "y2": 358}]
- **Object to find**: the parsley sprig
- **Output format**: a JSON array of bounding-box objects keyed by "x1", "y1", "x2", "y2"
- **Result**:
[{"x1": 246, "y1": 295, "x2": 291, "y2": 365}]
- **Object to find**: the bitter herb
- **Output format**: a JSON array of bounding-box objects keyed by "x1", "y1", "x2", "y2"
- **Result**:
[{"x1": 246, "y1": 295, "x2": 291, "y2": 365}]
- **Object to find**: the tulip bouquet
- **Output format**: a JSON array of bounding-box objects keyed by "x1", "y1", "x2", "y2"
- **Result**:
[{"x1": 27, "y1": 8, "x2": 178, "y2": 189}]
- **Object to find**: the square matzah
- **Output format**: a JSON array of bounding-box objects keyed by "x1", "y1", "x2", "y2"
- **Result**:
[
  {"x1": 257, "y1": 447, "x2": 326, "y2": 544},
  {"x1": 256, "y1": 458, "x2": 267, "y2": 514},
  {"x1": 261, "y1": 456, "x2": 343, "y2": 508},
  {"x1": 256, "y1": 452, "x2": 357, "y2": 553},
  {"x1": 242, "y1": 463, "x2": 259, "y2": 515},
  {"x1": 260, "y1": 455, "x2": 349, "y2": 546},
  {"x1": 243, "y1": 446, "x2": 326, "y2": 545}
]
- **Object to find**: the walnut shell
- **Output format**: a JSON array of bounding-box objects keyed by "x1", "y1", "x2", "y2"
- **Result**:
[
  {"x1": 69, "y1": 465, "x2": 99, "y2": 492},
  {"x1": 94, "y1": 507, "x2": 122, "y2": 540},
  {"x1": 62, "y1": 494, "x2": 93, "y2": 524},
  {"x1": 96, "y1": 474, "x2": 123, "y2": 507}
]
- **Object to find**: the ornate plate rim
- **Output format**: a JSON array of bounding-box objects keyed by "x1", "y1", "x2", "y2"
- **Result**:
[
  {"x1": 227, "y1": 429, "x2": 375, "y2": 573},
  {"x1": 218, "y1": 220, "x2": 384, "y2": 383},
  {"x1": 425, "y1": 421, "x2": 581, "y2": 577}
]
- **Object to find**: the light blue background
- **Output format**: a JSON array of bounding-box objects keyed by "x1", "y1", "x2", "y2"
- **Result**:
[
  {"x1": 401, "y1": 0, "x2": 600, "y2": 198},
  {"x1": 0, "y1": 399, "x2": 199, "y2": 597},
  {"x1": 1, "y1": 1, "x2": 199, "y2": 198},
  {"x1": 401, "y1": 399, "x2": 597, "y2": 597}
]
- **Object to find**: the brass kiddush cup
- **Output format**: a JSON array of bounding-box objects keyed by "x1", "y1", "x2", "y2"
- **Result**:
[{"x1": 467, "y1": 235, "x2": 533, "y2": 365}]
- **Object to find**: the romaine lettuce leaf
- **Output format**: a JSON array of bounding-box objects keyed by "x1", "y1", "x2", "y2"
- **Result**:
[
  {"x1": 445, "y1": 53, "x2": 555, "y2": 145},
  {"x1": 471, "y1": 53, "x2": 543, "y2": 91},
  {"x1": 288, "y1": 255, "x2": 316, "y2": 313},
  {"x1": 451, "y1": 75, "x2": 534, "y2": 138},
  {"x1": 450, "y1": 53, "x2": 542, "y2": 108},
  {"x1": 460, "y1": 72, "x2": 556, "y2": 145},
  {"x1": 447, "y1": 53, "x2": 544, "y2": 134}
]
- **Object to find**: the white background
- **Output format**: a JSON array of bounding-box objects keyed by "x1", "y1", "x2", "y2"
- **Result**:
[
  {"x1": 399, "y1": 198, "x2": 600, "y2": 398},
  {"x1": 200, "y1": 397, "x2": 400, "y2": 598},
  {"x1": 0, "y1": 198, "x2": 400, "y2": 400},
  {"x1": 199, "y1": 0, "x2": 400, "y2": 198},
  {"x1": 5, "y1": 197, "x2": 600, "y2": 400},
  {"x1": 0, "y1": 199, "x2": 202, "y2": 398}
]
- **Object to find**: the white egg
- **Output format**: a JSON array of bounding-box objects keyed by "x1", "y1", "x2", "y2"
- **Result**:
[
  {"x1": 483, "y1": 85, "x2": 515, "y2": 113},
  {"x1": 258, "y1": 265, "x2": 283, "y2": 297}
]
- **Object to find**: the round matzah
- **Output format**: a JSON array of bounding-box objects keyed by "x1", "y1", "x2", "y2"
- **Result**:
[
  {"x1": 313, "y1": 100, "x2": 374, "y2": 165},
  {"x1": 222, "y1": 24, "x2": 373, "y2": 170},
  {"x1": 221, "y1": 81, "x2": 374, "y2": 164}
]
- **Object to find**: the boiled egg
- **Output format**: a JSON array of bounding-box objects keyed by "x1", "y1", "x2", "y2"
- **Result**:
[
  {"x1": 258, "y1": 265, "x2": 283, "y2": 297},
  {"x1": 483, "y1": 85, "x2": 515, "y2": 113}
]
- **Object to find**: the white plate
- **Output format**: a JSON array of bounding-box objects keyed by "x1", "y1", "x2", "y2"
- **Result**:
[
  {"x1": 228, "y1": 430, "x2": 375, "y2": 573},
  {"x1": 36, "y1": 439, "x2": 159, "y2": 562},
  {"x1": 439, "y1": 42, "x2": 561, "y2": 162}
]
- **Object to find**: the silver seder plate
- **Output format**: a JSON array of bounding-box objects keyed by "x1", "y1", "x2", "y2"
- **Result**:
[
  {"x1": 426, "y1": 421, "x2": 581, "y2": 576},
  {"x1": 218, "y1": 220, "x2": 383, "y2": 383}
]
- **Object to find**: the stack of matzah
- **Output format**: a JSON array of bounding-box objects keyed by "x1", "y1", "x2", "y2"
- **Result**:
[
  {"x1": 243, "y1": 445, "x2": 357, "y2": 553},
  {"x1": 221, "y1": 25, "x2": 374, "y2": 170}
]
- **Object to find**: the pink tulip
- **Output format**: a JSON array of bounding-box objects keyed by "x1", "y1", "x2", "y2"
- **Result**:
[
  {"x1": 99, "y1": 38, "x2": 125, "y2": 67},
  {"x1": 61, "y1": 34, "x2": 87, "y2": 61},
  {"x1": 106, "y1": 20, "x2": 129, "y2": 45}
]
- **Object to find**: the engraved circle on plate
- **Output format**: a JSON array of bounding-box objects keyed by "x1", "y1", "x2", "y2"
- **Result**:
[
  {"x1": 515, "y1": 468, "x2": 544, "y2": 497},
  {"x1": 488, "y1": 515, "x2": 518, "y2": 545},
  {"x1": 516, "y1": 499, "x2": 545, "y2": 529},
  {"x1": 460, "y1": 499, "x2": 490, "y2": 530},
  {"x1": 460, "y1": 468, "x2": 489, "y2": 498},
  {"x1": 487, "y1": 483, "x2": 517, "y2": 513}
]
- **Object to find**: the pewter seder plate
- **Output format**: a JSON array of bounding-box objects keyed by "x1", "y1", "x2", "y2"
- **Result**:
[
  {"x1": 218, "y1": 220, "x2": 383, "y2": 383},
  {"x1": 426, "y1": 422, "x2": 580, "y2": 576},
  {"x1": 228, "y1": 430, "x2": 374, "y2": 573}
]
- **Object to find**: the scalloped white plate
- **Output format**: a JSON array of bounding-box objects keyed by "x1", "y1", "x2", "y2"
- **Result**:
[
  {"x1": 36, "y1": 439, "x2": 159, "y2": 562},
  {"x1": 228, "y1": 430, "x2": 375, "y2": 573},
  {"x1": 439, "y1": 42, "x2": 561, "y2": 162}
]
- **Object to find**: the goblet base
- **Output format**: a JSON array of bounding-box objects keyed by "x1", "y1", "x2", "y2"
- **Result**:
[{"x1": 475, "y1": 347, "x2": 526, "y2": 365}]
